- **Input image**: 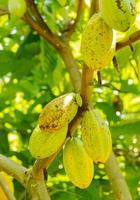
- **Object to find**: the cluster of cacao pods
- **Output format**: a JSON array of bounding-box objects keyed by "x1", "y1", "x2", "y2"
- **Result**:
[
  {"x1": 28, "y1": 0, "x2": 137, "y2": 190},
  {"x1": 29, "y1": 93, "x2": 82, "y2": 159},
  {"x1": 29, "y1": 92, "x2": 112, "y2": 189},
  {"x1": 63, "y1": 109, "x2": 112, "y2": 189},
  {"x1": 81, "y1": 0, "x2": 136, "y2": 70}
]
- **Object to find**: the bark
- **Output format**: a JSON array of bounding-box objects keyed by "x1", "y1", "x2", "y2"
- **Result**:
[
  {"x1": 0, "y1": 154, "x2": 27, "y2": 186},
  {"x1": 105, "y1": 152, "x2": 132, "y2": 200}
]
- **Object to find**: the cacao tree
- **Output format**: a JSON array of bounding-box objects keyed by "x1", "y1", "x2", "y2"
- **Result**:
[{"x1": 0, "y1": 0, "x2": 140, "y2": 199}]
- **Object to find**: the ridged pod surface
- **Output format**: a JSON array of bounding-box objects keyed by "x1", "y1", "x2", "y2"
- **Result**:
[
  {"x1": 63, "y1": 137, "x2": 94, "y2": 189},
  {"x1": 8, "y1": 0, "x2": 26, "y2": 18},
  {"x1": 29, "y1": 125, "x2": 68, "y2": 159},
  {"x1": 0, "y1": 172, "x2": 14, "y2": 200},
  {"x1": 81, "y1": 13, "x2": 115, "y2": 70},
  {"x1": 99, "y1": 0, "x2": 136, "y2": 32},
  {"x1": 81, "y1": 110, "x2": 112, "y2": 163},
  {"x1": 39, "y1": 93, "x2": 82, "y2": 132}
]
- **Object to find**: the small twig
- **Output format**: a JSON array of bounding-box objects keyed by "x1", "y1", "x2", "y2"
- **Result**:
[
  {"x1": 129, "y1": 58, "x2": 139, "y2": 80},
  {"x1": 64, "y1": 0, "x2": 84, "y2": 37},
  {"x1": 113, "y1": 56, "x2": 120, "y2": 73},
  {"x1": 129, "y1": 43, "x2": 134, "y2": 52},
  {"x1": 116, "y1": 30, "x2": 140, "y2": 51},
  {"x1": 97, "y1": 71, "x2": 102, "y2": 85},
  {"x1": 101, "y1": 83, "x2": 127, "y2": 93},
  {"x1": 25, "y1": 0, "x2": 52, "y2": 30},
  {"x1": 0, "y1": 175, "x2": 16, "y2": 200}
]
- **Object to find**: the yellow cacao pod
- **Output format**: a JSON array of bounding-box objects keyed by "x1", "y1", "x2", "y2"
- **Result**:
[
  {"x1": 39, "y1": 93, "x2": 82, "y2": 132},
  {"x1": 29, "y1": 125, "x2": 68, "y2": 159},
  {"x1": 0, "y1": 172, "x2": 14, "y2": 200},
  {"x1": 81, "y1": 110, "x2": 112, "y2": 163},
  {"x1": 99, "y1": 0, "x2": 136, "y2": 32},
  {"x1": 81, "y1": 13, "x2": 116, "y2": 70},
  {"x1": 63, "y1": 137, "x2": 94, "y2": 189}
]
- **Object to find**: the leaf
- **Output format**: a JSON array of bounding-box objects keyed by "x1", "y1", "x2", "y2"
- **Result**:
[
  {"x1": 0, "y1": 50, "x2": 16, "y2": 76},
  {"x1": 96, "y1": 102, "x2": 120, "y2": 122},
  {"x1": 0, "y1": 50, "x2": 35, "y2": 78},
  {"x1": 0, "y1": 131, "x2": 10, "y2": 155},
  {"x1": 75, "y1": 180, "x2": 112, "y2": 200},
  {"x1": 0, "y1": 0, "x2": 8, "y2": 8}
]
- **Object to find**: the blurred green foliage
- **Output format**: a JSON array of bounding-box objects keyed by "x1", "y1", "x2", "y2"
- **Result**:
[{"x1": 0, "y1": 0, "x2": 140, "y2": 199}]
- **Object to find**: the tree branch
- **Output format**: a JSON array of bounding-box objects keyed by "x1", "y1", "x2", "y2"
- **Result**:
[
  {"x1": 0, "y1": 148, "x2": 50, "y2": 199},
  {"x1": 64, "y1": 0, "x2": 84, "y2": 38},
  {"x1": 80, "y1": 64, "x2": 94, "y2": 109},
  {"x1": 25, "y1": 169, "x2": 51, "y2": 200},
  {"x1": 22, "y1": 2, "x2": 135, "y2": 199},
  {"x1": 25, "y1": 0, "x2": 53, "y2": 32},
  {"x1": 59, "y1": 44, "x2": 81, "y2": 92},
  {"x1": 0, "y1": 174, "x2": 16, "y2": 200},
  {"x1": 32, "y1": 153, "x2": 58, "y2": 176},
  {"x1": 0, "y1": 154, "x2": 27, "y2": 186},
  {"x1": 89, "y1": 0, "x2": 99, "y2": 17},
  {"x1": 0, "y1": 2, "x2": 136, "y2": 199},
  {"x1": 105, "y1": 152, "x2": 132, "y2": 200},
  {"x1": 0, "y1": 8, "x2": 9, "y2": 16},
  {"x1": 116, "y1": 30, "x2": 140, "y2": 51},
  {"x1": 23, "y1": 13, "x2": 64, "y2": 50},
  {"x1": 101, "y1": 83, "x2": 128, "y2": 93}
]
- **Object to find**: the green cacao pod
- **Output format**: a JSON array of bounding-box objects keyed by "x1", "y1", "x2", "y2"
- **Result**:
[
  {"x1": 39, "y1": 93, "x2": 82, "y2": 132},
  {"x1": 8, "y1": 0, "x2": 26, "y2": 18},
  {"x1": 99, "y1": 0, "x2": 136, "y2": 32},
  {"x1": 81, "y1": 110, "x2": 112, "y2": 163},
  {"x1": 81, "y1": 13, "x2": 116, "y2": 70},
  {"x1": 63, "y1": 137, "x2": 94, "y2": 189},
  {"x1": 29, "y1": 125, "x2": 68, "y2": 159}
]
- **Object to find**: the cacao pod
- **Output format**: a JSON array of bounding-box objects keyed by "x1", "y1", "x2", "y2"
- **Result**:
[
  {"x1": 81, "y1": 110, "x2": 112, "y2": 163},
  {"x1": 99, "y1": 0, "x2": 136, "y2": 32},
  {"x1": 63, "y1": 137, "x2": 94, "y2": 189},
  {"x1": 0, "y1": 171, "x2": 14, "y2": 200},
  {"x1": 81, "y1": 13, "x2": 116, "y2": 71},
  {"x1": 8, "y1": 0, "x2": 26, "y2": 18},
  {"x1": 29, "y1": 125, "x2": 68, "y2": 159},
  {"x1": 39, "y1": 93, "x2": 82, "y2": 132}
]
